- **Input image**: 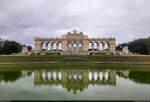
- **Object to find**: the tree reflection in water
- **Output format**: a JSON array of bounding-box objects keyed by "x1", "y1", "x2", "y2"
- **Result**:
[{"x1": 117, "y1": 71, "x2": 150, "y2": 84}]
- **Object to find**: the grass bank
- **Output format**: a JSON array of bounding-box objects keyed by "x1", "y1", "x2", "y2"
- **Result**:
[
  {"x1": 0, "y1": 55, "x2": 150, "y2": 63},
  {"x1": 0, "y1": 64, "x2": 150, "y2": 72}
]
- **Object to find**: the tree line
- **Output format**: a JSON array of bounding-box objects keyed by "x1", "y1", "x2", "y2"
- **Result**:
[
  {"x1": 116, "y1": 37, "x2": 150, "y2": 55},
  {"x1": 0, "y1": 37, "x2": 150, "y2": 55},
  {"x1": 0, "y1": 40, "x2": 32, "y2": 55}
]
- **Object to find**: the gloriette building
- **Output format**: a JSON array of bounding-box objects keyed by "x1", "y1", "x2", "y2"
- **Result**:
[{"x1": 34, "y1": 30, "x2": 116, "y2": 55}]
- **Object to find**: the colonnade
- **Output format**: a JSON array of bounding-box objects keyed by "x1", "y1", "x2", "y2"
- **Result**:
[
  {"x1": 41, "y1": 42, "x2": 62, "y2": 51},
  {"x1": 34, "y1": 70, "x2": 116, "y2": 84},
  {"x1": 88, "y1": 42, "x2": 110, "y2": 51},
  {"x1": 41, "y1": 41, "x2": 111, "y2": 51},
  {"x1": 34, "y1": 31, "x2": 116, "y2": 55},
  {"x1": 67, "y1": 42, "x2": 83, "y2": 51}
]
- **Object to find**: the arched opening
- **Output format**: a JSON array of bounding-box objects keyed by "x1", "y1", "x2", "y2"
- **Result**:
[
  {"x1": 41, "y1": 42, "x2": 46, "y2": 51},
  {"x1": 52, "y1": 42, "x2": 57, "y2": 50},
  {"x1": 79, "y1": 42, "x2": 83, "y2": 51},
  {"x1": 73, "y1": 42, "x2": 77, "y2": 51},
  {"x1": 73, "y1": 73, "x2": 77, "y2": 80},
  {"x1": 68, "y1": 42, "x2": 72, "y2": 51},
  {"x1": 89, "y1": 72, "x2": 92, "y2": 81},
  {"x1": 58, "y1": 72, "x2": 62, "y2": 80},
  {"x1": 88, "y1": 42, "x2": 93, "y2": 50},
  {"x1": 42, "y1": 72, "x2": 46, "y2": 80},
  {"x1": 99, "y1": 42, "x2": 104, "y2": 50},
  {"x1": 94, "y1": 42, "x2": 98, "y2": 50},
  {"x1": 79, "y1": 74, "x2": 82, "y2": 80},
  {"x1": 68, "y1": 74, "x2": 72, "y2": 80},
  {"x1": 47, "y1": 42, "x2": 51, "y2": 51},
  {"x1": 105, "y1": 72, "x2": 109, "y2": 81},
  {"x1": 94, "y1": 72, "x2": 98, "y2": 80},
  {"x1": 99, "y1": 72, "x2": 103, "y2": 80},
  {"x1": 48, "y1": 72, "x2": 51, "y2": 80},
  {"x1": 57, "y1": 42, "x2": 62, "y2": 50},
  {"x1": 104, "y1": 42, "x2": 109, "y2": 50},
  {"x1": 53, "y1": 72, "x2": 57, "y2": 80}
]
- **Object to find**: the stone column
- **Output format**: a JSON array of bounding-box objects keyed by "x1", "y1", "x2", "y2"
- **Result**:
[
  {"x1": 109, "y1": 41, "x2": 116, "y2": 53},
  {"x1": 71, "y1": 43, "x2": 74, "y2": 51},
  {"x1": 83, "y1": 71, "x2": 89, "y2": 88},
  {"x1": 62, "y1": 72, "x2": 67, "y2": 83},
  {"x1": 77, "y1": 43, "x2": 79, "y2": 52},
  {"x1": 49, "y1": 43, "x2": 52, "y2": 50},
  {"x1": 46, "y1": 43, "x2": 48, "y2": 51},
  {"x1": 34, "y1": 40, "x2": 42, "y2": 51},
  {"x1": 97, "y1": 43, "x2": 100, "y2": 50},
  {"x1": 102, "y1": 72, "x2": 105, "y2": 81},
  {"x1": 97, "y1": 72, "x2": 100, "y2": 80},
  {"x1": 50, "y1": 72, "x2": 52, "y2": 80},
  {"x1": 45, "y1": 72, "x2": 48, "y2": 81},
  {"x1": 92, "y1": 43, "x2": 94, "y2": 51},
  {"x1": 62, "y1": 39, "x2": 68, "y2": 52},
  {"x1": 55, "y1": 72, "x2": 57, "y2": 81},
  {"x1": 56, "y1": 43, "x2": 58, "y2": 51},
  {"x1": 51, "y1": 72, "x2": 53, "y2": 80},
  {"x1": 40, "y1": 42, "x2": 42, "y2": 51},
  {"x1": 92, "y1": 72, "x2": 94, "y2": 81},
  {"x1": 82, "y1": 35, "x2": 89, "y2": 52},
  {"x1": 34, "y1": 71, "x2": 41, "y2": 84},
  {"x1": 108, "y1": 43, "x2": 111, "y2": 51},
  {"x1": 51, "y1": 44, "x2": 54, "y2": 51},
  {"x1": 102, "y1": 43, "x2": 105, "y2": 50},
  {"x1": 109, "y1": 71, "x2": 116, "y2": 84}
]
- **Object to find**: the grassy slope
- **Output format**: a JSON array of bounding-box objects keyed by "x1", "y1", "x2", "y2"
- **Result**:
[
  {"x1": 0, "y1": 55, "x2": 150, "y2": 63},
  {"x1": 0, "y1": 64, "x2": 150, "y2": 71}
]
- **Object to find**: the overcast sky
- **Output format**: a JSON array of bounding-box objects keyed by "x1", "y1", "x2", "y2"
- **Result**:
[{"x1": 0, "y1": 0, "x2": 150, "y2": 47}]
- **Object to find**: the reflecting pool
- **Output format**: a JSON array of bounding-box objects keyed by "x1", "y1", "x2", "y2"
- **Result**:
[{"x1": 0, "y1": 67, "x2": 150, "y2": 100}]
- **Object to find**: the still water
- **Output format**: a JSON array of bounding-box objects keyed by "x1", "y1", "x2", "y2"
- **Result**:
[{"x1": 0, "y1": 67, "x2": 150, "y2": 100}]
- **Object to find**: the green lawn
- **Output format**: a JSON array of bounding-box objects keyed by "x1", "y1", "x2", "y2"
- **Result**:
[
  {"x1": 0, "y1": 64, "x2": 150, "y2": 71},
  {"x1": 0, "y1": 55, "x2": 150, "y2": 63}
]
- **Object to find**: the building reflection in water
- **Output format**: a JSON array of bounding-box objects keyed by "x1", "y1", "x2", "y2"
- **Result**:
[
  {"x1": 33, "y1": 70, "x2": 116, "y2": 94},
  {"x1": 1, "y1": 69, "x2": 150, "y2": 94}
]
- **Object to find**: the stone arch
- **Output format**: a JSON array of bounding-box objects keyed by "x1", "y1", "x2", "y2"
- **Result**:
[
  {"x1": 48, "y1": 72, "x2": 51, "y2": 80},
  {"x1": 99, "y1": 72, "x2": 103, "y2": 80},
  {"x1": 79, "y1": 74, "x2": 82, "y2": 80},
  {"x1": 68, "y1": 73, "x2": 72, "y2": 80},
  {"x1": 47, "y1": 42, "x2": 51, "y2": 50},
  {"x1": 42, "y1": 72, "x2": 46, "y2": 80},
  {"x1": 88, "y1": 42, "x2": 93, "y2": 50},
  {"x1": 104, "y1": 42, "x2": 109, "y2": 50},
  {"x1": 105, "y1": 72, "x2": 109, "y2": 81},
  {"x1": 78, "y1": 42, "x2": 83, "y2": 51},
  {"x1": 52, "y1": 42, "x2": 57, "y2": 50},
  {"x1": 88, "y1": 72, "x2": 92, "y2": 81},
  {"x1": 94, "y1": 72, "x2": 98, "y2": 80},
  {"x1": 73, "y1": 73, "x2": 77, "y2": 80},
  {"x1": 99, "y1": 42, "x2": 104, "y2": 50},
  {"x1": 57, "y1": 42, "x2": 62, "y2": 50},
  {"x1": 53, "y1": 72, "x2": 57, "y2": 80},
  {"x1": 94, "y1": 42, "x2": 99, "y2": 50},
  {"x1": 68, "y1": 42, "x2": 72, "y2": 51},
  {"x1": 73, "y1": 42, "x2": 77, "y2": 51},
  {"x1": 58, "y1": 72, "x2": 62, "y2": 80},
  {"x1": 41, "y1": 42, "x2": 46, "y2": 51}
]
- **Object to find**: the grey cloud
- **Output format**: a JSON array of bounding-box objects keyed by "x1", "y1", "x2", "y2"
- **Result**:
[{"x1": 0, "y1": 0, "x2": 150, "y2": 46}]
